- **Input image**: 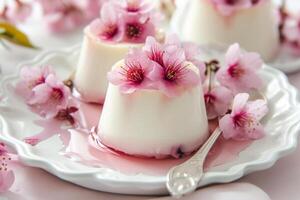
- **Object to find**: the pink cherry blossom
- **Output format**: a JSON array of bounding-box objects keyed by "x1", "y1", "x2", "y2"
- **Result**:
[
  {"x1": 211, "y1": 0, "x2": 262, "y2": 16},
  {"x1": 204, "y1": 85, "x2": 233, "y2": 119},
  {"x1": 282, "y1": 14, "x2": 300, "y2": 55},
  {"x1": 219, "y1": 93, "x2": 268, "y2": 140},
  {"x1": 108, "y1": 49, "x2": 155, "y2": 93},
  {"x1": 28, "y1": 74, "x2": 71, "y2": 118},
  {"x1": 216, "y1": 43, "x2": 263, "y2": 94},
  {"x1": 16, "y1": 66, "x2": 55, "y2": 101},
  {"x1": 149, "y1": 47, "x2": 201, "y2": 97},
  {"x1": 89, "y1": 2, "x2": 124, "y2": 42},
  {"x1": 122, "y1": 14, "x2": 156, "y2": 43},
  {"x1": 3, "y1": 0, "x2": 32, "y2": 23},
  {"x1": 165, "y1": 34, "x2": 206, "y2": 82},
  {"x1": 37, "y1": 0, "x2": 101, "y2": 33},
  {"x1": 0, "y1": 143, "x2": 15, "y2": 193}
]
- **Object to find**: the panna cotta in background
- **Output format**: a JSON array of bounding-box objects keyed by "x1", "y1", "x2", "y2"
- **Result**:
[
  {"x1": 174, "y1": 0, "x2": 279, "y2": 61},
  {"x1": 98, "y1": 37, "x2": 208, "y2": 158},
  {"x1": 74, "y1": 27, "x2": 141, "y2": 103},
  {"x1": 74, "y1": 0, "x2": 161, "y2": 103}
]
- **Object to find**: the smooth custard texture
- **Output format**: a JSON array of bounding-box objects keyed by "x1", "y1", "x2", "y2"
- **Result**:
[{"x1": 98, "y1": 60, "x2": 209, "y2": 158}]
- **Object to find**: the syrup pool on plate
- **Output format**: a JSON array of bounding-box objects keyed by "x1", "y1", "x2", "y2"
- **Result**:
[{"x1": 31, "y1": 99, "x2": 252, "y2": 176}]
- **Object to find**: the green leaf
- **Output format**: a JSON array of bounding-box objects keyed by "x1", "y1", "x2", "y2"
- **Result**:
[
  {"x1": 0, "y1": 22, "x2": 38, "y2": 49},
  {"x1": 0, "y1": 27, "x2": 5, "y2": 35}
]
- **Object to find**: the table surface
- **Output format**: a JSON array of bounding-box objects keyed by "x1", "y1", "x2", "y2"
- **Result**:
[{"x1": 0, "y1": 28, "x2": 300, "y2": 200}]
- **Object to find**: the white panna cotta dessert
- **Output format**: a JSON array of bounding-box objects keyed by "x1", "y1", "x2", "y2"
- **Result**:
[
  {"x1": 74, "y1": 0, "x2": 160, "y2": 103},
  {"x1": 177, "y1": 0, "x2": 279, "y2": 61},
  {"x1": 97, "y1": 40, "x2": 208, "y2": 158}
]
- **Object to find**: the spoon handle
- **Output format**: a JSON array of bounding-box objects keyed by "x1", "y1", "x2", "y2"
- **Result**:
[{"x1": 166, "y1": 127, "x2": 222, "y2": 197}]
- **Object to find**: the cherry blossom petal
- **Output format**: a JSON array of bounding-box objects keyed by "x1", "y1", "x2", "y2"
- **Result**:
[
  {"x1": 204, "y1": 85, "x2": 233, "y2": 119},
  {"x1": 107, "y1": 68, "x2": 126, "y2": 86},
  {"x1": 239, "y1": 70, "x2": 263, "y2": 91},
  {"x1": 240, "y1": 52, "x2": 263, "y2": 70},
  {"x1": 243, "y1": 121, "x2": 265, "y2": 140},
  {"x1": 246, "y1": 99, "x2": 269, "y2": 121},
  {"x1": 231, "y1": 93, "x2": 249, "y2": 114},
  {"x1": 179, "y1": 67, "x2": 201, "y2": 86},
  {"x1": 101, "y1": 2, "x2": 118, "y2": 23},
  {"x1": 24, "y1": 137, "x2": 40, "y2": 146},
  {"x1": 28, "y1": 83, "x2": 52, "y2": 105},
  {"x1": 212, "y1": 86, "x2": 233, "y2": 114},
  {"x1": 162, "y1": 47, "x2": 186, "y2": 67},
  {"x1": 219, "y1": 114, "x2": 240, "y2": 139},
  {"x1": 148, "y1": 62, "x2": 164, "y2": 81},
  {"x1": 0, "y1": 170, "x2": 15, "y2": 193},
  {"x1": 225, "y1": 43, "x2": 241, "y2": 65}
]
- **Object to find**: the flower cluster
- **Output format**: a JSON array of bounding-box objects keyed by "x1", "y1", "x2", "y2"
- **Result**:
[
  {"x1": 0, "y1": 143, "x2": 15, "y2": 193},
  {"x1": 108, "y1": 35, "x2": 204, "y2": 96},
  {"x1": 108, "y1": 40, "x2": 267, "y2": 140},
  {"x1": 204, "y1": 43, "x2": 263, "y2": 119},
  {"x1": 202, "y1": 43, "x2": 267, "y2": 140},
  {"x1": 90, "y1": 0, "x2": 160, "y2": 43},
  {"x1": 37, "y1": 0, "x2": 103, "y2": 33},
  {"x1": 16, "y1": 66, "x2": 78, "y2": 124},
  {"x1": 1, "y1": 0, "x2": 104, "y2": 33},
  {"x1": 211, "y1": 0, "x2": 263, "y2": 16}
]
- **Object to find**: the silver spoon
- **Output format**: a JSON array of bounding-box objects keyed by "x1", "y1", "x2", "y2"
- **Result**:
[
  {"x1": 166, "y1": 127, "x2": 222, "y2": 197},
  {"x1": 166, "y1": 91, "x2": 267, "y2": 197}
]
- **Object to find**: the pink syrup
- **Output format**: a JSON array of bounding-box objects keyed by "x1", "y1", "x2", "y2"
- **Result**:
[{"x1": 29, "y1": 100, "x2": 252, "y2": 176}]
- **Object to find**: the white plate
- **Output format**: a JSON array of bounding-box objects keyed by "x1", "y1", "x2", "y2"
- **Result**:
[
  {"x1": 0, "y1": 45, "x2": 300, "y2": 195},
  {"x1": 170, "y1": 0, "x2": 300, "y2": 74}
]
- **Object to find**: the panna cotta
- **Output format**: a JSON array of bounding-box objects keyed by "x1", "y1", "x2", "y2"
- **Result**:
[
  {"x1": 177, "y1": 0, "x2": 279, "y2": 61},
  {"x1": 97, "y1": 37, "x2": 208, "y2": 158},
  {"x1": 74, "y1": 0, "x2": 160, "y2": 103}
]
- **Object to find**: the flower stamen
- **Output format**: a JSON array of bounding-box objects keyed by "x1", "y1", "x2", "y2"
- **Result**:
[
  {"x1": 120, "y1": 62, "x2": 145, "y2": 84},
  {"x1": 163, "y1": 63, "x2": 188, "y2": 83},
  {"x1": 126, "y1": 23, "x2": 143, "y2": 39},
  {"x1": 228, "y1": 62, "x2": 245, "y2": 78},
  {"x1": 51, "y1": 88, "x2": 64, "y2": 101}
]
